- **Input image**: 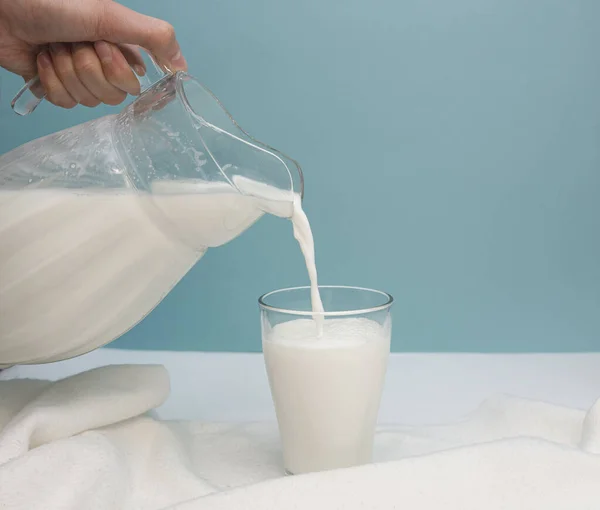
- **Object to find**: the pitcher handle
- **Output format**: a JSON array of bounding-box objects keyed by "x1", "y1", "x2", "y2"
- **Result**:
[{"x1": 10, "y1": 48, "x2": 170, "y2": 116}]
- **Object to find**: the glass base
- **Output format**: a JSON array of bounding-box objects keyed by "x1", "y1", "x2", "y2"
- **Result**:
[{"x1": 284, "y1": 468, "x2": 294, "y2": 476}]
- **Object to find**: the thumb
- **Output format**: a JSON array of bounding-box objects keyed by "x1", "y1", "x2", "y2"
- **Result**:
[{"x1": 95, "y1": 2, "x2": 187, "y2": 71}]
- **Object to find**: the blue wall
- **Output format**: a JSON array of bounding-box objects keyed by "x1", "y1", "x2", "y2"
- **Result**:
[{"x1": 1, "y1": 0, "x2": 599, "y2": 352}]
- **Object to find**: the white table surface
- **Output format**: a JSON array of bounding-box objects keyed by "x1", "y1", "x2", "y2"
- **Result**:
[{"x1": 2, "y1": 349, "x2": 600, "y2": 425}]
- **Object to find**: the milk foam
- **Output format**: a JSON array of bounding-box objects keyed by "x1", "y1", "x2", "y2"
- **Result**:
[{"x1": 267, "y1": 318, "x2": 384, "y2": 348}]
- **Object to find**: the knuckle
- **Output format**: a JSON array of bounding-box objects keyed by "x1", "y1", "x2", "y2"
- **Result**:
[
  {"x1": 155, "y1": 22, "x2": 176, "y2": 45},
  {"x1": 72, "y1": 45, "x2": 99, "y2": 75},
  {"x1": 74, "y1": 56, "x2": 98, "y2": 75},
  {"x1": 54, "y1": 60, "x2": 73, "y2": 80}
]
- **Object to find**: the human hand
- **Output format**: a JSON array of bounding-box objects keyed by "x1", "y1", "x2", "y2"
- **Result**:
[{"x1": 0, "y1": 0, "x2": 187, "y2": 108}]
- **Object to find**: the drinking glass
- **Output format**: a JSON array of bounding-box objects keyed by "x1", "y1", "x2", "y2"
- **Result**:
[{"x1": 259, "y1": 285, "x2": 393, "y2": 474}]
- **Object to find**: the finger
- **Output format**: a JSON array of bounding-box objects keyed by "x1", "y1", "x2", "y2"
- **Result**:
[
  {"x1": 72, "y1": 42, "x2": 127, "y2": 106},
  {"x1": 94, "y1": 41, "x2": 140, "y2": 96},
  {"x1": 117, "y1": 44, "x2": 146, "y2": 77},
  {"x1": 95, "y1": 3, "x2": 187, "y2": 71},
  {"x1": 7, "y1": 42, "x2": 39, "y2": 83},
  {"x1": 49, "y1": 43, "x2": 101, "y2": 108},
  {"x1": 37, "y1": 50, "x2": 77, "y2": 109}
]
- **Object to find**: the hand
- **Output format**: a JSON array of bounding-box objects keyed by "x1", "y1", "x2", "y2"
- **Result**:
[{"x1": 0, "y1": 0, "x2": 187, "y2": 108}]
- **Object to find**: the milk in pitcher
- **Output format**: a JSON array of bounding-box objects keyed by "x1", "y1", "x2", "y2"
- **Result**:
[{"x1": 0, "y1": 176, "x2": 296, "y2": 364}]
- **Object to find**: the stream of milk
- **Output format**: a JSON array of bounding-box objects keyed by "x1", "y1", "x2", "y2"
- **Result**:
[{"x1": 290, "y1": 196, "x2": 324, "y2": 333}]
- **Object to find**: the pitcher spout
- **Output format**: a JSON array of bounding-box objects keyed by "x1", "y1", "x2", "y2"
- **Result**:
[
  {"x1": 115, "y1": 72, "x2": 303, "y2": 213},
  {"x1": 177, "y1": 73, "x2": 304, "y2": 205}
]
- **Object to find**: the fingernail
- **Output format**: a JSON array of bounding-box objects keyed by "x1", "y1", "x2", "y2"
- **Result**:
[
  {"x1": 94, "y1": 41, "x2": 112, "y2": 64},
  {"x1": 133, "y1": 65, "x2": 146, "y2": 77},
  {"x1": 38, "y1": 51, "x2": 51, "y2": 69},
  {"x1": 170, "y1": 50, "x2": 187, "y2": 71}
]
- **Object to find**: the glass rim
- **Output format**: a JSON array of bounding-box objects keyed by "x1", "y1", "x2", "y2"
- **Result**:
[{"x1": 258, "y1": 285, "x2": 394, "y2": 317}]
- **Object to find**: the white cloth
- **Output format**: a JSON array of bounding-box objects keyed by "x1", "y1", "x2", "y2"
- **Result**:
[{"x1": 0, "y1": 364, "x2": 599, "y2": 509}]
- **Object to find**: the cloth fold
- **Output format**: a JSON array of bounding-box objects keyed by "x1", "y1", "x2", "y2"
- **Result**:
[{"x1": 0, "y1": 364, "x2": 598, "y2": 509}]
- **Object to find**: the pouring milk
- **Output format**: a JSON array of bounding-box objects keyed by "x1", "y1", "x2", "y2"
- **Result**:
[
  {"x1": 0, "y1": 125, "x2": 389, "y2": 474},
  {"x1": 265, "y1": 199, "x2": 391, "y2": 474}
]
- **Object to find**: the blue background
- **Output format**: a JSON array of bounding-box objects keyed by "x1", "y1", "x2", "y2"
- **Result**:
[{"x1": 1, "y1": 0, "x2": 599, "y2": 352}]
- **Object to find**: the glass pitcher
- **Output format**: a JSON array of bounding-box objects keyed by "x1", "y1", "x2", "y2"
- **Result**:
[{"x1": 0, "y1": 57, "x2": 303, "y2": 365}]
